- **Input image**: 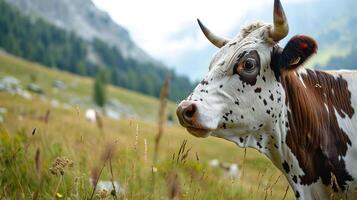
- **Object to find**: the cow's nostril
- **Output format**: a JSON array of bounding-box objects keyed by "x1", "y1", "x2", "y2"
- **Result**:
[
  {"x1": 177, "y1": 102, "x2": 197, "y2": 127},
  {"x1": 183, "y1": 104, "x2": 196, "y2": 121}
]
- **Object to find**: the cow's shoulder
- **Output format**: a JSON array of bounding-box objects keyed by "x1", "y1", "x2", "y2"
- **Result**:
[{"x1": 281, "y1": 68, "x2": 355, "y2": 191}]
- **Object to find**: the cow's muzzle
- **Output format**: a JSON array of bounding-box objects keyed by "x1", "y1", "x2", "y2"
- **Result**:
[{"x1": 176, "y1": 101, "x2": 210, "y2": 137}]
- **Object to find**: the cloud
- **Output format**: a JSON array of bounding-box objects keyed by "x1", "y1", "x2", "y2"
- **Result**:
[{"x1": 92, "y1": 0, "x2": 311, "y2": 79}]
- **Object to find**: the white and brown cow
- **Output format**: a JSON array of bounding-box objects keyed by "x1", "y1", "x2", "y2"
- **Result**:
[{"x1": 176, "y1": 0, "x2": 357, "y2": 199}]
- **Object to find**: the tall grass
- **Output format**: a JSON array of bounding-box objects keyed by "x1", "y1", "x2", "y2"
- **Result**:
[{"x1": 0, "y1": 91, "x2": 294, "y2": 199}]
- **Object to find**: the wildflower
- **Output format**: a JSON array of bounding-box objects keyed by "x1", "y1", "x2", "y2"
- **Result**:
[
  {"x1": 56, "y1": 192, "x2": 63, "y2": 198},
  {"x1": 96, "y1": 189, "x2": 109, "y2": 199},
  {"x1": 152, "y1": 166, "x2": 158, "y2": 173},
  {"x1": 49, "y1": 157, "x2": 73, "y2": 176}
]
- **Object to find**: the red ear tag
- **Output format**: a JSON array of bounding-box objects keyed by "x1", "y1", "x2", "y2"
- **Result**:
[{"x1": 300, "y1": 42, "x2": 308, "y2": 49}]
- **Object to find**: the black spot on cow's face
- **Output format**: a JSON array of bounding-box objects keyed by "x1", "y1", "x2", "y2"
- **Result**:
[
  {"x1": 270, "y1": 94, "x2": 274, "y2": 101},
  {"x1": 255, "y1": 88, "x2": 262, "y2": 93},
  {"x1": 257, "y1": 142, "x2": 262, "y2": 148},
  {"x1": 282, "y1": 161, "x2": 290, "y2": 174},
  {"x1": 292, "y1": 175, "x2": 298, "y2": 184},
  {"x1": 180, "y1": 28, "x2": 286, "y2": 143}
]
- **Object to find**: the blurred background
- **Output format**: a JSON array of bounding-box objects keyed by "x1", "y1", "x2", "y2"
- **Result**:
[
  {"x1": 0, "y1": 0, "x2": 356, "y2": 199},
  {"x1": 1, "y1": 0, "x2": 356, "y2": 102}
]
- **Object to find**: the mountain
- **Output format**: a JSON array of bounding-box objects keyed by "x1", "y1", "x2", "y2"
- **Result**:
[
  {"x1": 4, "y1": 0, "x2": 153, "y2": 64},
  {"x1": 0, "y1": 0, "x2": 193, "y2": 101},
  {"x1": 281, "y1": 0, "x2": 357, "y2": 70}
]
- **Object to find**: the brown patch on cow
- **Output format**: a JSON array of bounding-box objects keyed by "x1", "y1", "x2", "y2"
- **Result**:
[{"x1": 281, "y1": 69, "x2": 354, "y2": 191}]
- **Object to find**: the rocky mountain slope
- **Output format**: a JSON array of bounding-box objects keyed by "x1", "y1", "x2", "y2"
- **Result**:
[{"x1": 5, "y1": 0, "x2": 154, "y2": 64}]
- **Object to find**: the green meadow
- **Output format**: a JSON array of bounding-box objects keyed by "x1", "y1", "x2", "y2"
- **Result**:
[{"x1": 0, "y1": 52, "x2": 293, "y2": 199}]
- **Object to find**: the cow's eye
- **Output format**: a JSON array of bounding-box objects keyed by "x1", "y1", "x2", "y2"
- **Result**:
[
  {"x1": 244, "y1": 58, "x2": 256, "y2": 71},
  {"x1": 233, "y1": 50, "x2": 260, "y2": 85}
]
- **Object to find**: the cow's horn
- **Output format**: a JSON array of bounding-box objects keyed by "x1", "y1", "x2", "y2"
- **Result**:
[
  {"x1": 270, "y1": 0, "x2": 289, "y2": 42},
  {"x1": 197, "y1": 19, "x2": 229, "y2": 48}
]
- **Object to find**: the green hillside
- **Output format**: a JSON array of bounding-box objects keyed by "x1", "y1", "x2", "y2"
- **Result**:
[{"x1": 0, "y1": 52, "x2": 177, "y2": 122}]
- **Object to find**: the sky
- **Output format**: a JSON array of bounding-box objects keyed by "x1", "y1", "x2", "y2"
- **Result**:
[{"x1": 92, "y1": 0, "x2": 310, "y2": 81}]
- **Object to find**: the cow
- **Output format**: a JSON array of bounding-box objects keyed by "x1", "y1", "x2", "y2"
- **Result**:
[{"x1": 176, "y1": 0, "x2": 357, "y2": 199}]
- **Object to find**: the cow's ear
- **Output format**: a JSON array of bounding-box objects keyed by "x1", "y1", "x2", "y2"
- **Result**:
[{"x1": 278, "y1": 35, "x2": 318, "y2": 70}]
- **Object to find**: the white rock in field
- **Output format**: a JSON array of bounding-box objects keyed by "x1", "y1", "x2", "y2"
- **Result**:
[
  {"x1": 85, "y1": 108, "x2": 97, "y2": 123},
  {"x1": 208, "y1": 159, "x2": 240, "y2": 179},
  {"x1": 226, "y1": 163, "x2": 240, "y2": 179},
  {"x1": 89, "y1": 179, "x2": 125, "y2": 194},
  {"x1": 0, "y1": 76, "x2": 21, "y2": 94},
  {"x1": 27, "y1": 83, "x2": 44, "y2": 94},
  {"x1": 51, "y1": 99, "x2": 60, "y2": 108},
  {"x1": 209, "y1": 159, "x2": 220, "y2": 167},
  {"x1": 19, "y1": 90, "x2": 32, "y2": 100},
  {"x1": 52, "y1": 80, "x2": 66, "y2": 90}
]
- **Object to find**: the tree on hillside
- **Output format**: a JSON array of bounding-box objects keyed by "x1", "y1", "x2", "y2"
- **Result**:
[{"x1": 93, "y1": 69, "x2": 108, "y2": 107}]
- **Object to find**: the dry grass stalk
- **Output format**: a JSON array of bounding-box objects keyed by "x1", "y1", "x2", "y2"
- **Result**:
[
  {"x1": 330, "y1": 173, "x2": 341, "y2": 193},
  {"x1": 91, "y1": 167, "x2": 100, "y2": 188},
  {"x1": 34, "y1": 148, "x2": 41, "y2": 175},
  {"x1": 95, "y1": 111, "x2": 103, "y2": 131},
  {"x1": 144, "y1": 138, "x2": 147, "y2": 163},
  {"x1": 100, "y1": 142, "x2": 116, "y2": 162},
  {"x1": 256, "y1": 167, "x2": 268, "y2": 193},
  {"x1": 49, "y1": 157, "x2": 73, "y2": 198},
  {"x1": 240, "y1": 148, "x2": 247, "y2": 179},
  {"x1": 90, "y1": 143, "x2": 117, "y2": 200},
  {"x1": 195, "y1": 152, "x2": 200, "y2": 162},
  {"x1": 109, "y1": 158, "x2": 118, "y2": 200},
  {"x1": 42, "y1": 109, "x2": 50, "y2": 124},
  {"x1": 32, "y1": 191, "x2": 39, "y2": 200},
  {"x1": 134, "y1": 124, "x2": 139, "y2": 152},
  {"x1": 31, "y1": 128, "x2": 36, "y2": 135},
  {"x1": 167, "y1": 171, "x2": 181, "y2": 199},
  {"x1": 266, "y1": 174, "x2": 282, "y2": 197},
  {"x1": 282, "y1": 185, "x2": 289, "y2": 200},
  {"x1": 153, "y1": 75, "x2": 170, "y2": 163},
  {"x1": 90, "y1": 166, "x2": 105, "y2": 200},
  {"x1": 53, "y1": 176, "x2": 63, "y2": 199},
  {"x1": 175, "y1": 140, "x2": 191, "y2": 165},
  {"x1": 313, "y1": 191, "x2": 320, "y2": 200}
]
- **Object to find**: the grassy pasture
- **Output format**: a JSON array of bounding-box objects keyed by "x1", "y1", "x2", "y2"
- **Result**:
[{"x1": 0, "y1": 53, "x2": 293, "y2": 199}]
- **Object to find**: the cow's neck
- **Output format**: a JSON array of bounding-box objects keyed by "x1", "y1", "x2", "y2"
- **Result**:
[
  {"x1": 274, "y1": 69, "x2": 354, "y2": 197},
  {"x1": 220, "y1": 69, "x2": 355, "y2": 198}
]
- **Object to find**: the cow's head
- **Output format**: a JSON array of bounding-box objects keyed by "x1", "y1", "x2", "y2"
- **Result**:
[{"x1": 177, "y1": 0, "x2": 317, "y2": 139}]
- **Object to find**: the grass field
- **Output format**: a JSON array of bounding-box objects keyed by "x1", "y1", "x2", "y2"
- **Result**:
[{"x1": 0, "y1": 53, "x2": 293, "y2": 199}]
